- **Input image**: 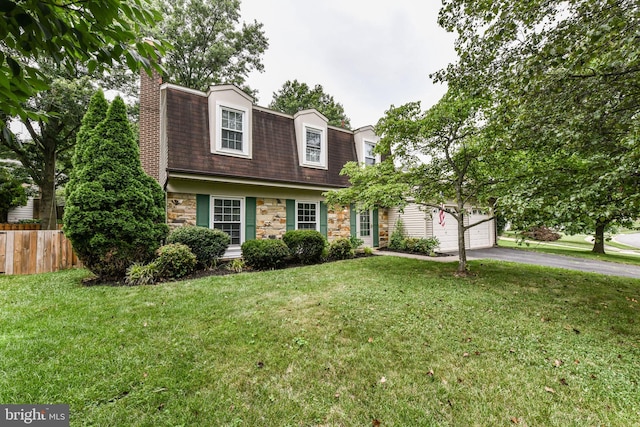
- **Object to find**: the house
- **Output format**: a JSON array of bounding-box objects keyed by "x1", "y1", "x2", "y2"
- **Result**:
[
  {"x1": 139, "y1": 72, "x2": 496, "y2": 256},
  {"x1": 139, "y1": 71, "x2": 388, "y2": 257}
]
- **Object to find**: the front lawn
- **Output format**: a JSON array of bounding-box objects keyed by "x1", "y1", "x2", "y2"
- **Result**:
[{"x1": 1, "y1": 257, "x2": 639, "y2": 426}]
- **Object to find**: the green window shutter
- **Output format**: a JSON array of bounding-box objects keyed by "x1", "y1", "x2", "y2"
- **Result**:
[
  {"x1": 350, "y1": 203, "x2": 357, "y2": 238},
  {"x1": 286, "y1": 199, "x2": 296, "y2": 231},
  {"x1": 320, "y1": 202, "x2": 328, "y2": 238},
  {"x1": 373, "y1": 208, "x2": 379, "y2": 247},
  {"x1": 245, "y1": 197, "x2": 256, "y2": 240},
  {"x1": 196, "y1": 194, "x2": 210, "y2": 227}
]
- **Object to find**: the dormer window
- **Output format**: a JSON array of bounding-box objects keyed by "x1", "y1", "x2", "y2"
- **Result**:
[
  {"x1": 221, "y1": 107, "x2": 244, "y2": 151},
  {"x1": 305, "y1": 127, "x2": 323, "y2": 164},
  {"x1": 208, "y1": 85, "x2": 253, "y2": 159},
  {"x1": 294, "y1": 110, "x2": 328, "y2": 169},
  {"x1": 216, "y1": 104, "x2": 249, "y2": 156},
  {"x1": 354, "y1": 126, "x2": 381, "y2": 166},
  {"x1": 364, "y1": 140, "x2": 376, "y2": 165}
]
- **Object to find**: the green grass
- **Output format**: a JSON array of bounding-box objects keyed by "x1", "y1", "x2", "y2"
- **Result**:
[
  {"x1": 499, "y1": 235, "x2": 640, "y2": 266},
  {"x1": 1, "y1": 257, "x2": 640, "y2": 426}
]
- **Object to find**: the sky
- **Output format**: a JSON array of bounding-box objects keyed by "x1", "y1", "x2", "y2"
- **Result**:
[{"x1": 240, "y1": 0, "x2": 458, "y2": 129}]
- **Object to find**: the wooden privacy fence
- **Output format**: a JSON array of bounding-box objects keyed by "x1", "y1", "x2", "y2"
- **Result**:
[
  {"x1": 0, "y1": 224, "x2": 65, "y2": 231},
  {"x1": 0, "y1": 230, "x2": 82, "y2": 275}
]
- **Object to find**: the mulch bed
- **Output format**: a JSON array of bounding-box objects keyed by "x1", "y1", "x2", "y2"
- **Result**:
[{"x1": 82, "y1": 252, "x2": 376, "y2": 286}]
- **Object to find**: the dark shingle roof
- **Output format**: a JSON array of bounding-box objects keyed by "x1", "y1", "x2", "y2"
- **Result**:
[{"x1": 164, "y1": 87, "x2": 357, "y2": 188}]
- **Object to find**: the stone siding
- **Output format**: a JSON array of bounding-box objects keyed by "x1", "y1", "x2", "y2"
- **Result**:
[
  {"x1": 378, "y1": 208, "x2": 389, "y2": 247},
  {"x1": 256, "y1": 198, "x2": 287, "y2": 240},
  {"x1": 166, "y1": 192, "x2": 197, "y2": 229},
  {"x1": 327, "y1": 206, "x2": 351, "y2": 241},
  {"x1": 164, "y1": 194, "x2": 389, "y2": 247}
]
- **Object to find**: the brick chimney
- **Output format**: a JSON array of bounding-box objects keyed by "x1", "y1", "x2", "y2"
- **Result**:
[{"x1": 139, "y1": 67, "x2": 162, "y2": 182}]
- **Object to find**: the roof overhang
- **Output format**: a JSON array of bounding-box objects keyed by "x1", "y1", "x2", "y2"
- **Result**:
[{"x1": 166, "y1": 170, "x2": 346, "y2": 192}]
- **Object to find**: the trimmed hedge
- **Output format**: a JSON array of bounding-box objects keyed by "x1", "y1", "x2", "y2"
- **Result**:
[
  {"x1": 328, "y1": 238, "x2": 355, "y2": 260},
  {"x1": 154, "y1": 243, "x2": 197, "y2": 279},
  {"x1": 283, "y1": 230, "x2": 326, "y2": 264},
  {"x1": 400, "y1": 237, "x2": 440, "y2": 255},
  {"x1": 241, "y1": 239, "x2": 290, "y2": 270},
  {"x1": 167, "y1": 226, "x2": 230, "y2": 267}
]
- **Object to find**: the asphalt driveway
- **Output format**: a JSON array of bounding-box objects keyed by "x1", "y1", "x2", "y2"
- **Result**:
[
  {"x1": 466, "y1": 247, "x2": 640, "y2": 279},
  {"x1": 615, "y1": 232, "x2": 640, "y2": 248}
]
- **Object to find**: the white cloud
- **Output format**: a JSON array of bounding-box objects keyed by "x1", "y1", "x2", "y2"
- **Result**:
[{"x1": 241, "y1": 0, "x2": 457, "y2": 128}]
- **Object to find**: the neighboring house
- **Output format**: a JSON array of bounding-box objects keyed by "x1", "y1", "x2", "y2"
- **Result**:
[
  {"x1": 389, "y1": 204, "x2": 496, "y2": 252},
  {"x1": 139, "y1": 71, "x2": 388, "y2": 258}
]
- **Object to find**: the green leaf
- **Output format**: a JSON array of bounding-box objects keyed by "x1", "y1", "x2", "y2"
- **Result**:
[{"x1": 6, "y1": 56, "x2": 21, "y2": 76}]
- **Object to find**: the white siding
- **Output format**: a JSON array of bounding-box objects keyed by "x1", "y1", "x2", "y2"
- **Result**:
[
  {"x1": 7, "y1": 197, "x2": 35, "y2": 222},
  {"x1": 389, "y1": 205, "x2": 427, "y2": 238},
  {"x1": 403, "y1": 204, "x2": 428, "y2": 237}
]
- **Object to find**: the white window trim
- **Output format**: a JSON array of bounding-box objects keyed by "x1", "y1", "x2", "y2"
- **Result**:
[
  {"x1": 295, "y1": 200, "x2": 320, "y2": 231},
  {"x1": 214, "y1": 102, "x2": 251, "y2": 158},
  {"x1": 211, "y1": 195, "x2": 245, "y2": 258},
  {"x1": 363, "y1": 139, "x2": 380, "y2": 166},
  {"x1": 302, "y1": 124, "x2": 327, "y2": 169}
]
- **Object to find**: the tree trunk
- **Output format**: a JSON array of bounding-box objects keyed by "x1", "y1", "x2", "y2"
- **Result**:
[
  {"x1": 592, "y1": 222, "x2": 607, "y2": 254},
  {"x1": 456, "y1": 202, "x2": 468, "y2": 275},
  {"x1": 39, "y1": 145, "x2": 58, "y2": 230}
]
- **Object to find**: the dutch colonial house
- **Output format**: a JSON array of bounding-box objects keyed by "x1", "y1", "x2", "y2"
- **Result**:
[{"x1": 139, "y1": 71, "x2": 388, "y2": 258}]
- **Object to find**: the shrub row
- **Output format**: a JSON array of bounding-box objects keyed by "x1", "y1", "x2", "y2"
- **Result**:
[
  {"x1": 242, "y1": 230, "x2": 327, "y2": 270},
  {"x1": 126, "y1": 227, "x2": 372, "y2": 281},
  {"x1": 241, "y1": 230, "x2": 368, "y2": 270}
]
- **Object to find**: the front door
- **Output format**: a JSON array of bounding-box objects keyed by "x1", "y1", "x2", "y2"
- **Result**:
[{"x1": 358, "y1": 210, "x2": 374, "y2": 248}]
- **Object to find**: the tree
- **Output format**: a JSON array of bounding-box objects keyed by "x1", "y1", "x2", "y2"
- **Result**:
[
  {"x1": 0, "y1": 74, "x2": 97, "y2": 229},
  {"x1": 64, "y1": 95, "x2": 168, "y2": 281},
  {"x1": 326, "y1": 90, "x2": 500, "y2": 275},
  {"x1": 151, "y1": 0, "x2": 268, "y2": 95},
  {"x1": 0, "y1": 0, "x2": 167, "y2": 122},
  {"x1": 436, "y1": 0, "x2": 640, "y2": 253},
  {"x1": 65, "y1": 89, "x2": 109, "y2": 206},
  {"x1": 269, "y1": 80, "x2": 351, "y2": 128},
  {"x1": 0, "y1": 167, "x2": 27, "y2": 222}
]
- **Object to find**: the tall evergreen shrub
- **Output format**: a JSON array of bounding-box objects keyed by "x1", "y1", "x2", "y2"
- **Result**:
[{"x1": 63, "y1": 95, "x2": 168, "y2": 280}]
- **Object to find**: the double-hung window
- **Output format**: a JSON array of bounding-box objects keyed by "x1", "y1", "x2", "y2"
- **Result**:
[
  {"x1": 221, "y1": 108, "x2": 244, "y2": 151},
  {"x1": 297, "y1": 202, "x2": 318, "y2": 230},
  {"x1": 364, "y1": 141, "x2": 376, "y2": 165},
  {"x1": 213, "y1": 198, "x2": 242, "y2": 245},
  {"x1": 305, "y1": 127, "x2": 322, "y2": 164}
]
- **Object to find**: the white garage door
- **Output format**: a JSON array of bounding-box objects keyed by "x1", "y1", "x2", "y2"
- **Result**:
[
  {"x1": 431, "y1": 208, "x2": 458, "y2": 252},
  {"x1": 468, "y1": 209, "x2": 493, "y2": 249}
]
